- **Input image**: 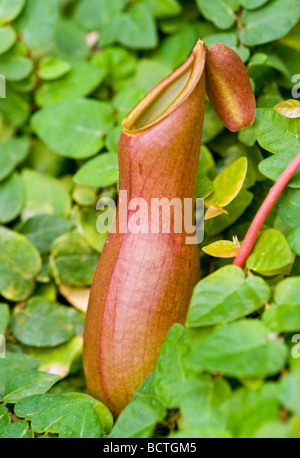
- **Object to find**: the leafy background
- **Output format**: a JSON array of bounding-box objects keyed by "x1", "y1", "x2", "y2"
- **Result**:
[{"x1": 0, "y1": 0, "x2": 300, "y2": 438}]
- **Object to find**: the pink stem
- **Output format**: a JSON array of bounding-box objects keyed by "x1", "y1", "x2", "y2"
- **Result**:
[{"x1": 233, "y1": 151, "x2": 300, "y2": 269}]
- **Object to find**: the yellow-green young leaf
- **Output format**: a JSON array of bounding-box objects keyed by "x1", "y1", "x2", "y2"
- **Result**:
[
  {"x1": 205, "y1": 157, "x2": 248, "y2": 208},
  {"x1": 202, "y1": 240, "x2": 240, "y2": 258},
  {"x1": 275, "y1": 99, "x2": 300, "y2": 118},
  {"x1": 205, "y1": 205, "x2": 228, "y2": 220}
]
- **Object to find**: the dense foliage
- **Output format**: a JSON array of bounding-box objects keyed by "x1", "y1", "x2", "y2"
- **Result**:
[{"x1": 0, "y1": 0, "x2": 300, "y2": 438}]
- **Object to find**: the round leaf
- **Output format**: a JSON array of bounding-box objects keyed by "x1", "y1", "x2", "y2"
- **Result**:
[
  {"x1": 0, "y1": 25, "x2": 16, "y2": 55},
  {"x1": 246, "y1": 229, "x2": 294, "y2": 275},
  {"x1": 32, "y1": 98, "x2": 114, "y2": 159},
  {"x1": 0, "y1": 227, "x2": 41, "y2": 301},
  {"x1": 0, "y1": 0, "x2": 25, "y2": 22},
  {"x1": 50, "y1": 230, "x2": 99, "y2": 286},
  {"x1": 186, "y1": 265, "x2": 270, "y2": 327},
  {"x1": 0, "y1": 172, "x2": 24, "y2": 223},
  {"x1": 35, "y1": 58, "x2": 105, "y2": 107},
  {"x1": 21, "y1": 169, "x2": 71, "y2": 219},
  {"x1": 0, "y1": 137, "x2": 29, "y2": 182},
  {"x1": 14, "y1": 0, "x2": 59, "y2": 49},
  {"x1": 37, "y1": 56, "x2": 72, "y2": 80},
  {"x1": 11, "y1": 297, "x2": 82, "y2": 347},
  {"x1": 74, "y1": 152, "x2": 119, "y2": 187}
]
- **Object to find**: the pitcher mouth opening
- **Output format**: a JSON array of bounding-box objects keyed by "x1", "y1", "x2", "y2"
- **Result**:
[{"x1": 122, "y1": 40, "x2": 206, "y2": 133}]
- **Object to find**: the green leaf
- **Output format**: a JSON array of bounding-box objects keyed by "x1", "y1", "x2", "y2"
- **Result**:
[
  {"x1": 153, "y1": 324, "x2": 190, "y2": 408},
  {"x1": 0, "y1": 0, "x2": 25, "y2": 22},
  {"x1": 246, "y1": 229, "x2": 294, "y2": 275},
  {"x1": 15, "y1": 0, "x2": 59, "y2": 49},
  {"x1": 204, "y1": 34, "x2": 250, "y2": 62},
  {"x1": 11, "y1": 297, "x2": 83, "y2": 347},
  {"x1": 109, "y1": 392, "x2": 166, "y2": 438},
  {"x1": 0, "y1": 137, "x2": 29, "y2": 182},
  {"x1": 247, "y1": 52, "x2": 291, "y2": 91},
  {"x1": 56, "y1": 19, "x2": 90, "y2": 59},
  {"x1": 31, "y1": 397, "x2": 101, "y2": 437},
  {"x1": 288, "y1": 227, "x2": 300, "y2": 255},
  {"x1": 0, "y1": 54, "x2": 33, "y2": 82},
  {"x1": 74, "y1": 152, "x2": 119, "y2": 187},
  {"x1": 202, "y1": 102, "x2": 224, "y2": 143},
  {"x1": 240, "y1": 0, "x2": 300, "y2": 46},
  {"x1": 259, "y1": 150, "x2": 300, "y2": 188},
  {"x1": 92, "y1": 46, "x2": 137, "y2": 91},
  {"x1": 196, "y1": 146, "x2": 215, "y2": 199},
  {"x1": 278, "y1": 372, "x2": 300, "y2": 413},
  {"x1": 77, "y1": 207, "x2": 114, "y2": 253},
  {"x1": 273, "y1": 44, "x2": 300, "y2": 88},
  {"x1": 263, "y1": 277, "x2": 300, "y2": 332},
  {"x1": 50, "y1": 230, "x2": 99, "y2": 286},
  {"x1": 0, "y1": 226, "x2": 41, "y2": 301},
  {"x1": 144, "y1": 0, "x2": 182, "y2": 18},
  {"x1": 238, "y1": 126, "x2": 256, "y2": 147},
  {"x1": 196, "y1": 0, "x2": 238, "y2": 29},
  {"x1": 0, "y1": 87, "x2": 30, "y2": 127},
  {"x1": 0, "y1": 25, "x2": 16, "y2": 55},
  {"x1": 15, "y1": 393, "x2": 67, "y2": 420},
  {"x1": 35, "y1": 58, "x2": 105, "y2": 107},
  {"x1": 0, "y1": 172, "x2": 24, "y2": 223},
  {"x1": 205, "y1": 157, "x2": 248, "y2": 208},
  {"x1": 274, "y1": 277, "x2": 300, "y2": 307},
  {"x1": 75, "y1": 0, "x2": 124, "y2": 33},
  {"x1": 1, "y1": 370, "x2": 60, "y2": 403},
  {"x1": 15, "y1": 391, "x2": 113, "y2": 435},
  {"x1": 186, "y1": 320, "x2": 287, "y2": 377},
  {"x1": 0, "y1": 303, "x2": 9, "y2": 335},
  {"x1": 21, "y1": 169, "x2": 71, "y2": 219},
  {"x1": 0, "y1": 353, "x2": 39, "y2": 390},
  {"x1": 58, "y1": 401, "x2": 102, "y2": 438},
  {"x1": 254, "y1": 108, "x2": 300, "y2": 155},
  {"x1": 154, "y1": 25, "x2": 197, "y2": 70},
  {"x1": 18, "y1": 214, "x2": 73, "y2": 254},
  {"x1": 37, "y1": 56, "x2": 72, "y2": 80},
  {"x1": 0, "y1": 405, "x2": 10, "y2": 428},
  {"x1": 278, "y1": 188, "x2": 300, "y2": 229},
  {"x1": 253, "y1": 420, "x2": 293, "y2": 439},
  {"x1": 117, "y1": 4, "x2": 158, "y2": 50},
  {"x1": 63, "y1": 392, "x2": 113, "y2": 434},
  {"x1": 239, "y1": 0, "x2": 269, "y2": 8},
  {"x1": 32, "y1": 98, "x2": 114, "y2": 158},
  {"x1": 176, "y1": 375, "x2": 232, "y2": 436},
  {"x1": 72, "y1": 184, "x2": 98, "y2": 206},
  {"x1": 0, "y1": 421, "x2": 33, "y2": 438},
  {"x1": 219, "y1": 383, "x2": 279, "y2": 438},
  {"x1": 186, "y1": 266, "x2": 270, "y2": 327}
]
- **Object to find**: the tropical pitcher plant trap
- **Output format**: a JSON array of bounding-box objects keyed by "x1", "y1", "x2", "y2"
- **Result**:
[{"x1": 83, "y1": 40, "x2": 257, "y2": 417}]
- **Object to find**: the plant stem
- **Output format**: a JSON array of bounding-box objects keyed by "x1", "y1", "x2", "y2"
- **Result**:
[{"x1": 233, "y1": 151, "x2": 300, "y2": 269}]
